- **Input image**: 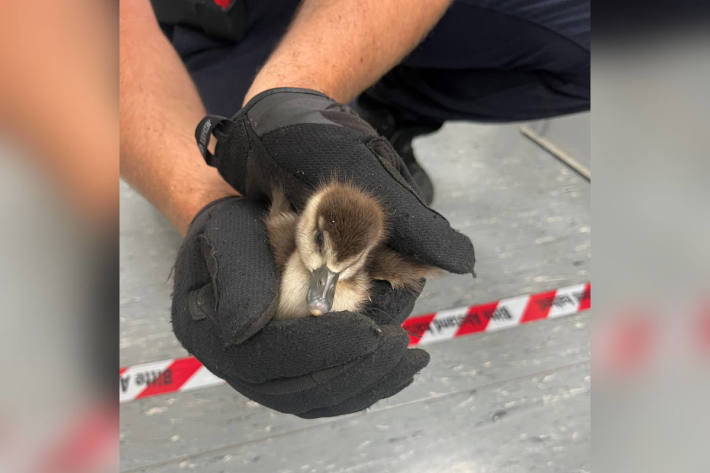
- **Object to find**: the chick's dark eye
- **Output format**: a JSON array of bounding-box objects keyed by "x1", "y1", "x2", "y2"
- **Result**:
[{"x1": 314, "y1": 230, "x2": 324, "y2": 249}]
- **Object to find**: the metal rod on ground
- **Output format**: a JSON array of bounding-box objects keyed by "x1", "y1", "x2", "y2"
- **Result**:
[{"x1": 520, "y1": 125, "x2": 591, "y2": 182}]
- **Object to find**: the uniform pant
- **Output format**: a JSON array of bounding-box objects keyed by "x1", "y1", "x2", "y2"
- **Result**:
[{"x1": 164, "y1": 0, "x2": 589, "y2": 124}]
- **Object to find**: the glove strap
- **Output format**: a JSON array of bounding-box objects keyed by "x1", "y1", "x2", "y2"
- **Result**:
[{"x1": 195, "y1": 114, "x2": 233, "y2": 167}]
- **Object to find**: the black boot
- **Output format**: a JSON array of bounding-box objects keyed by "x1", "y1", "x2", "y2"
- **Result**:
[{"x1": 354, "y1": 95, "x2": 441, "y2": 206}]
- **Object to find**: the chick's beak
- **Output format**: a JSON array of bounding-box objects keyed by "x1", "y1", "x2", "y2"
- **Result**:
[{"x1": 307, "y1": 264, "x2": 339, "y2": 316}]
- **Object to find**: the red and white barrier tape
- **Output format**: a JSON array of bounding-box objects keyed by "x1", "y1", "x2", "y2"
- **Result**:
[
  {"x1": 402, "y1": 282, "x2": 590, "y2": 345},
  {"x1": 120, "y1": 282, "x2": 590, "y2": 403}
]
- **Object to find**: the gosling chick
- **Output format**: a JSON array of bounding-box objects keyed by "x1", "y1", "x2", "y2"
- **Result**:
[{"x1": 265, "y1": 181, "x2": 439, "y2": 320}]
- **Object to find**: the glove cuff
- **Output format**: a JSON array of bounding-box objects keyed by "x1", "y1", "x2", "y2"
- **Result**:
[
  {"x1": 186, "y1": 195, "x2": 242, "y2": 237},
  {"x1": 242, "y1": 87, "x2": 332, "y2": 112},
  {"x1": 240, "y1": 87, "x2": 343, "y2": 137}
]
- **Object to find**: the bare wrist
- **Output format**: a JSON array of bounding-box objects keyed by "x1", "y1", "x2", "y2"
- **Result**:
[{"x1": 168, "y1": 173, "x2": 239, "y2": 236}]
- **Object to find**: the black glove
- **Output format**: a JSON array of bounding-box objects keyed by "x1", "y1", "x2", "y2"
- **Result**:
[
  {"x1": 195, "y1": 87, "x2": 475, "y2": 275},
  {"x1": 171, "y1": 197, "x2": 430, "y2": 417}
]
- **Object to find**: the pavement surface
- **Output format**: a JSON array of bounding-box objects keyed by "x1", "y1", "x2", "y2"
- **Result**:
[{"x1": 120, "y1": 113, "x2": 591, "y2": 473}]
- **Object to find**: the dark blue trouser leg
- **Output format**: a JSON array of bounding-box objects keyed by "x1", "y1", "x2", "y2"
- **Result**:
[
  {"x1": 167, "y1": 0, "x2": 301, "y2": 116},
  {"x1": 367, "y1": 0, "x2": 589, "y2": 123},
  {"x1": 168, "y1": 0, "x2": 589, "y2": 122}
]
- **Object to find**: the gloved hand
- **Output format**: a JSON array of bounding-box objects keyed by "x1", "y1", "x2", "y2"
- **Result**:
[
  {"x1": 195, "y1": 87, "x2": 475, "y2": 275},
  {"x1": 171, "y1": 196, "x2": 430, "y2": 418}
]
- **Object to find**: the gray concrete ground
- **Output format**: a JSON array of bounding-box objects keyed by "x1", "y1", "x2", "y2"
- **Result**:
[{"x1": 120, "y1": 113, "x2": 590, "y2": 472}]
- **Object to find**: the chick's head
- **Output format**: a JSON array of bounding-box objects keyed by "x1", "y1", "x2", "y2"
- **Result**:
[
  {"x1": 296, "y1": 182, "x2": 386, "y2": 278},
  {"x1": 295, "y1": 182, "x2": 386, "y2": 315}
]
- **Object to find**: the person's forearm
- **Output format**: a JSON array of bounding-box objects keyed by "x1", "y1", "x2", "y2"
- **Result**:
[
  {"x1": 244, "y1": 0, "x2": 452, "y2": 105},
  {"x1": 120, "y1": 0, "x2": 237, "y2": 235}
]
